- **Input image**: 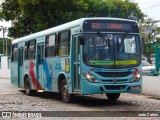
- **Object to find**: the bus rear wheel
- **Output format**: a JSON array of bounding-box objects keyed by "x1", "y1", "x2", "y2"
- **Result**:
[
  {"x1": 106, "y1": 93, "x2": 120, "y2": 100},
  {"x1": 25, "y1": 77, "x2": 32, "y2": 96},
  {"x1": 61, "y1": 80, "x2": 73, "y2": 103}
]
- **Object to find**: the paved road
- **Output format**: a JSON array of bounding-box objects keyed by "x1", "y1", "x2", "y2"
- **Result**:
[{"x1": 0, "y1": 79, "x2": 160, "y2": 120}]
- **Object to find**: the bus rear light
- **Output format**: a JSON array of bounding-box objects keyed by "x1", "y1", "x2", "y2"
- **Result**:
[{"x1": 131, "y1": 86, "x2": 140, "y2": 90}]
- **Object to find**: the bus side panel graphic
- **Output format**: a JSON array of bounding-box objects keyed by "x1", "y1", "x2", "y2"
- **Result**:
[
  {"x1": 29, "y1": 61, "x2": 42, "y2": 89},
  {"x1": 43, "y1": 59, "x2": 52, "y2": 90}
]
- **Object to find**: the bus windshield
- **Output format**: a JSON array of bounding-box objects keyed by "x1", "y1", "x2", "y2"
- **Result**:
[{"x1": 83, "y1": 33, "x2": 141, "y2": 68}]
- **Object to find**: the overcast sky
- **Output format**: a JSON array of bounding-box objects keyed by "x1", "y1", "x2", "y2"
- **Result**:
[{"x1": 134, "y1": 0, "x2": 160, "y2": 21}]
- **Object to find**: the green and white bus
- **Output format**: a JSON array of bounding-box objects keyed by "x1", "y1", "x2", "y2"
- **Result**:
[{"x1": 11, "y1": 18, "x2": 142, "y2": 103}]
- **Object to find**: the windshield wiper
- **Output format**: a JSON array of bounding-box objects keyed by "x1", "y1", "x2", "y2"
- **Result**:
[{"x1": 121, "y1": 32, "x2": 129, "y2": 41}]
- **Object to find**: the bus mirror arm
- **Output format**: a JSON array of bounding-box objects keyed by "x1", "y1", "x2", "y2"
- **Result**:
[{"x1": 78, "y1": 36, "x2": 85, "y2": 45}]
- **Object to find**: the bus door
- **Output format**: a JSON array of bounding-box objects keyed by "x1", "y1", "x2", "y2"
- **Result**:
[
  {"x1": 73, "y1": 35, "x2": 81, "y2": 92},
  {"x1": 36, "y1": 37, "x2": 45, "y2": 89},
  {"x1": 18, "y1": 46, "x2": 24, "y2": 87}
]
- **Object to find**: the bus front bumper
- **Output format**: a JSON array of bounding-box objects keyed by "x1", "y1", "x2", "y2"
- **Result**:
[{"x1": 81, "y1": 79, "x2": 142, "y2": 95}]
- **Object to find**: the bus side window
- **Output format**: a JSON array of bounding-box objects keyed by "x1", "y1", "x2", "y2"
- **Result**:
[
  {"x1": 57, "y1": 30, "x2": 70, "y2": 56},
  {"x1": 45, "y1": 34, "x2": 56, "y2": 58},
  {"x1": 27, "y1": 40, "x2": 36, "y2": 60},
  {"x1": 12, "y1": 44, "x2": 18, "y2": 62}
]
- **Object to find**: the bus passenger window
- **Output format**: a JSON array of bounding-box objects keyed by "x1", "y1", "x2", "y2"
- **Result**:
[
  {"x1": 45, "y1": 34, "x2": 56, "y2": 58},
  {"x1": 12, "y1": 44, "x2": 18, "y2": 62},
  {"x1": 57, "y1": 30, "x2": 70, "y2": 56},
  {"x1": 27, "y1": 40, "x2": 36, "y2": 60}
]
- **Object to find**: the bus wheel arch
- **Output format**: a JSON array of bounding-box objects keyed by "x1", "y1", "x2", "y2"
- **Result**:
[
  {"x1": 58, "y1": 74, "x2": 73, "y2": 103},
  {"x1": 58, "y1": 74, "x2": 66, "y2": 93}
]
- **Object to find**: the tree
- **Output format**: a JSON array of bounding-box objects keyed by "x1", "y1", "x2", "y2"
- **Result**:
[
  {"x1": 0, "y1": 0, "x2": 144, "y2": 38},
  {"x1": 139, "y1": 18, "x2": 160, "y2": 56},
  {"x1": 139, "y1": 18, "x2": 160, "y2": 42},
  {"x1": 86, "y1": 0, "x2": 144, "y2": 21},
  {"x1": 0, "y1": 38, "x2": 12, "y2": 55}
]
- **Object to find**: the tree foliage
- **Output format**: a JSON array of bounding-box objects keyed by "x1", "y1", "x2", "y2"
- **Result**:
[
  {"x1": 87, "y1": 0, "x2": 144, "y2": 20},
  {"x1": 139, "y1": 18, "x2": 160, "y2": 42},
  {"x1": 139, "y1": 18, "x2": 160, "y2": 55},
  {"x1": 0, "y1": 0, "x2": 144, "y2": 38},
  {"x1": 0, "y1": 38, "x2": 12, "y2": 55}
]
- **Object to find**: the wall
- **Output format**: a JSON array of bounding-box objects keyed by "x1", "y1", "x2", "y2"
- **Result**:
[
  {"x1": 142, "y1": 76, "x2": 160, "y2": 98},
  {"x1": 0, "y1": 56, "x2": 11, "y2": 79}
]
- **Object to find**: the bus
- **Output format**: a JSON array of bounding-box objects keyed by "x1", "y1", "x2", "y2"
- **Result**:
[{"x1": 11, "y1": 18, "x2": 142, "y2": 103}]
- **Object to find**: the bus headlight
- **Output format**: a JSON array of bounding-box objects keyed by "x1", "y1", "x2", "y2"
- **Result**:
[
  {"x1": 83, "y1": 72, "x2": 99, "y2": 83},
  {"x1": 130, "y1": 72, "x2": 142, "y2": 83}
]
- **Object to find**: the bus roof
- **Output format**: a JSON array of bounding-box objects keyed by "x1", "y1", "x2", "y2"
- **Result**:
[{"x1": 12, "y1": 17, "x2": 136, "y2": 45}]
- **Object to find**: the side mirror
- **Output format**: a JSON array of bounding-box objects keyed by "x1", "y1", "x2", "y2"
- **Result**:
[{"x1": 78, "y1": 36, "x2": 85, "y2": 45}]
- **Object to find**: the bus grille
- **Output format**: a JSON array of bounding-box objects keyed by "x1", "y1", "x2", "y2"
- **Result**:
[
  {"x1": 105, "y1": 85, "x2": 126, "y2": 90},
  {"x1": 96, "y1": 72, "x2": 132, "y2": 77},
  {"x1": 101, "y1": 79, "x2": 128, "y2": 83}
]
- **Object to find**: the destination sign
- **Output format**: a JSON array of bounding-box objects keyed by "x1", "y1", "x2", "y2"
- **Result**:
[{"x1": 83, "y1": 20, "x2": 139, "y2": 33}]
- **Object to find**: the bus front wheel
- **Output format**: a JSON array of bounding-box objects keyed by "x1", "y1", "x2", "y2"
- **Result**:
[
  {"x1": 106, "y1": 93, "x2": 120, "y2": 100},
  {"x1": 25, "y1": 77, "x2": 32, "y2": 96},
  {"x1": 61, "y1": 80, "x2": 73, "y2": 103}
]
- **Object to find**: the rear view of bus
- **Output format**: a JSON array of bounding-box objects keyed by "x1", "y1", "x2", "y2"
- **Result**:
[{"x1": 79, "y1": 18, "x2": 142, "y2": 101}]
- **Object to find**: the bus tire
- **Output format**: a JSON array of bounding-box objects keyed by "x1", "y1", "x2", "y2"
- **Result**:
[
  {"x1": 25, "y1": 77, "x2": 32, "y2": 96},
  {"x1": 106, "y1": 93, "x2": 120, "y2": 100},
  {"x1": 61, "y1": 80, "x2": 73, "y2": 103}
]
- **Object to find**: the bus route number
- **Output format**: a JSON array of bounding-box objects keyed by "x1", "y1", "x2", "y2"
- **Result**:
[{"x1": 91, "y1": 23, "x2": 100, "y2": 29}]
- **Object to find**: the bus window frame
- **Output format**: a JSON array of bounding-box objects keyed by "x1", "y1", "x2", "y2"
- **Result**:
[
  {"x1": 24, "y1": 42, "x2": 28, "y2": 61},
  {"x1": 11, "y1": 44, "x2": 18, "y2": 63},
  {"x1": 27, "y1": 40, "x2": 36, "y2": 60},
  {"x1": 57, "y1": 30, "x2": 71, "y2": 57},
  {"x1": 45, "y1": 34, "x2": 57, "y2": 58}
]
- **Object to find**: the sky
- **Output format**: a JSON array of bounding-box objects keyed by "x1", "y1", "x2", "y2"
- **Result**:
[
  {"x1": 0, "y1": 0, "x2": 160, "y2": 37},
  {"x1": 0, "y1": 0, "x2": 11, "y2": 37},
  {"x1": 0, "y1": 20, "x2": 11, "y2": 38},
  {"x1": 134, "y1": 0, "x2": 160, "y2": 25}
]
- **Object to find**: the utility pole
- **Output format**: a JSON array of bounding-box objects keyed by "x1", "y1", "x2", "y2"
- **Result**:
[{"x1": 0, "y1": 26, "x2": 7, "y2": 55}]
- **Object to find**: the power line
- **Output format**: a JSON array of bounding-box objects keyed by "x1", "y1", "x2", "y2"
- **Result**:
[
  {"x1": 142, "y1": 4, "x2": 160, "y2": 10},
  {"x1": 138, "y1": 2, "x2": 160, "y2": 5},
  {"x1": 145, "y1": 4, "x2": 160, "y2": 13}
]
